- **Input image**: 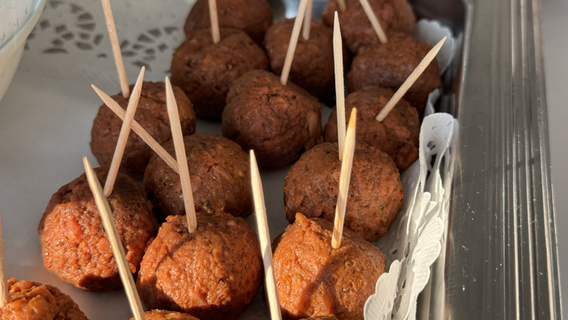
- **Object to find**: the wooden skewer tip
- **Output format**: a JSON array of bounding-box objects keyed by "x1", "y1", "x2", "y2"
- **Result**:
[
  {"x1": 331, "y1": 108, "x2": 357, "y2": 249},
  {"x1": 91, "y1": 84, "x2": 180, "y2": 174},
  {"x1": 103, "y1": 67, "x2": 145, "y2": 197},
  {"x1": 249, "y1": 150, "x2": 282, "y2": 320},
  {"x1": 280, "y1": 0, "x2": 310, "y2": 86},
  {"x1": 375, "y1": 36, "x2": 447, "y2": 122},
  {"x1": 302, "y1": 0, "x2": 313, "y2": 40},
  {"x1": 208, "y1": 0, "x2": 220, "y2": 44},
  {"x1": 165, "y1": 77, "x2": 197, "y2": 233},
  {"x1": 82, "y1": 157, "x2": 145, "y2": 320},
  {"x1": 333, "y1": 11, "x2": 346, "y2": 161},
  {"x1": 101, "y1": 0, "x2": 129, "y2": 98},
  {"x1": 359, "y1": 0, "x2": 388, "y2": 44}
]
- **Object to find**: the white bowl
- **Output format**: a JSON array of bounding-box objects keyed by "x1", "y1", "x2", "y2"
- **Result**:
[{"x1": 0, "y1": 0, "x2": 46, "y2": 103}]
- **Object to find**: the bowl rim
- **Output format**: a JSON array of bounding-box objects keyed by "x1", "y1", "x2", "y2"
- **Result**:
[{"x1": 0, "y1": 0, "x2": 46, "y2": 59}]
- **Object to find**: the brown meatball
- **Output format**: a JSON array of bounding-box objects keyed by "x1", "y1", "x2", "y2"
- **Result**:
[
  {"x1": 347, "y1": 33, "x2": 442, "y2": 115},
  {"x1": 184, "y1": 0, "x2": 273, "y2": 45},
  {"x1": 137, "y1": 213, "x2": 262, "y2": 320},
  {"x1": 144, "y1": 133, "x2": 252, "y2": 219},
  {"x1": 321, "y1": 0, "x2": 415, "y2": 53},
  {"x1": 324, "y1": 86, "x2": 419, "y2": 170},
  {"x1": 90, "y1": 81, "x2": 196, "y2": 180},
  {"x1": 128, "y1": 310, "x2": 200, "y2": 320},
  {"x1": 171, "y1": 28, "x2": 269, "y2": 120},
  {"x1": 273, "y1": 213, "x2": 385, "y2": 320},
  {"x1": 264, "y1": 19, "x2": 336, "y2": 100},
  {"x1": 0, "y1": 278, "x2": 88, "y2": 320},
  {"x1": 301, "y1": 317, "x2": 339, "y2": 320},
  {"x1": 284, "y1": 142, "x2": 403, "y2": 241},
  {"x1": 38, "y1": 168, "x2": 157, "y2": 292},
  {"x1": 222, "y1": 70, "x2": 323, "y2": 168}
]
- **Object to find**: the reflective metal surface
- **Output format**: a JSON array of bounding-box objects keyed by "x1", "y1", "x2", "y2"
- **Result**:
[{"x1": 442, "y1": 0, "x2": 562, "y2": 319}]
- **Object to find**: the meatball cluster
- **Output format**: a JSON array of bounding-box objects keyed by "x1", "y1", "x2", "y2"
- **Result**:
[{"x1": 171, "y1": 28, "x2": 269, "y2": 120}]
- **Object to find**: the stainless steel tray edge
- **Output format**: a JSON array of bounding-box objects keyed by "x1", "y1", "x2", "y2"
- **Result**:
[{"x1": 443, "y1": 0, "x2": 562, "y2": 318}]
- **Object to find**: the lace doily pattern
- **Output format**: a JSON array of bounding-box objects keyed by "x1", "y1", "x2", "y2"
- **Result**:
[
  {"x1": 22, "y1": 0, "x2": 192, "y2": 87},
  {"x1": 368, "y1": 114, "x2": 457, "y2": 320}
]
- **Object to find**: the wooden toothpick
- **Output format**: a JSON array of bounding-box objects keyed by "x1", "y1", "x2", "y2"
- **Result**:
[
  {"x1": 165, "y1": 77, "x2": 197, "y2": 234},
  {"x1": 103, "y1": 67, "x2": 145, "y2": 197},
  {"x1": 82, "y1": 157, "x2": 145, "y2": 320},
  {"x1": 92, "y1": 85, "x2": 179, "y2": 174},
  {"x1": 280, "y1": 0, "x2": 310, "y2": 86},
  {"x1": 331, "y1": 108, "x2": 357, "y2": 249},
  {"x1": 359, "y1": 0, "x2": 387, "y2": 44},
  {"x1": 302, "y1": 0, "x2": 313, "y2": 41},
  {"x1": 208, "y1": 0, "x2": 220, "y2": 44},
  {"x1": 336, "y1": 0, "x2": 346, "y2": 12},
  {"x1": 333, "y1": 12, "x2": 346, "y2": 161},
  {"x1": 250, "y1": 150, "x2": 282, "y2": 320},
  {"x1": 376, "y1": 36, "x2": 447, "y2": 122},
  {"x1": 101, "y1": 0, "x2": 129, "y2": 98},
  {"x1": 0, "y1": 214, "x2": 8, "y2": 308}
]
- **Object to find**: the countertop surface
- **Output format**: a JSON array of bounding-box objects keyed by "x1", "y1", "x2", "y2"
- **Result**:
[{"x1": 540, "y1": 0, "x2": 567, "y2": 318}]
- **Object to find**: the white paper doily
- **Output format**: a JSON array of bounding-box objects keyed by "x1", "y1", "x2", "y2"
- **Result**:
[
  {"x1": 366, "y1": 114, "x2": 457, "y2": 320},
  {"x1": 21, "y1": 0, "x2": 195, "y2": 88}
]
